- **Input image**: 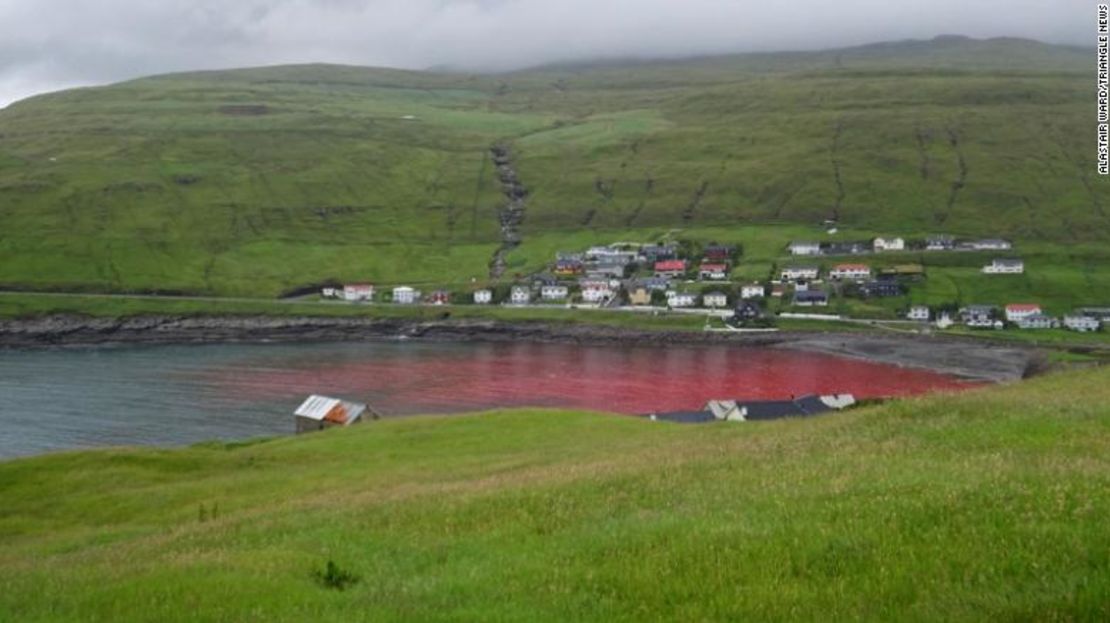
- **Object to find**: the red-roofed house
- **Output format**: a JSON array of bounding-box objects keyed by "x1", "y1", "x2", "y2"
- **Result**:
[
  {"x1": 654, "y1": 259, "x2": 688, "y2": 278},
  {"x1": 1005, "y1": 303, "x2": 1042, "y2": 322},
  {"x1": 829, "y1": 264, "x2": 871, "y2": 281},
  {"x1": 342, "y1": 284, "x2": 375, "y2": 302},
  {"x1": 698, "y1": 263, "x2": 729, "y2": 281}
]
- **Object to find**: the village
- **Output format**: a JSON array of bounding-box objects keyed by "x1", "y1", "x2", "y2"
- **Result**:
[{"x1": 320, "y1": 234, "x2": 1108, "y2": 335}]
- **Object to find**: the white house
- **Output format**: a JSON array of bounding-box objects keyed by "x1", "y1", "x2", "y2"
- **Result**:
[
  {"x1": 702, "y1": 291, "x2": 728, "y2": 308},
  {"x1": 541, "y1": 285, "x2": 569, "y2": 301},
  {"x1": 967, "y1": 317, "x2": 1003, "y2": 329},
  {"x1": 873, "y1": 237, "x2": 905, "y2": 252},
  {"x1": 321, "y1": 287, "x2": 339, "y2": 299},
  {"x1": 580, "y1": 279, "x2": 614, "y2": 304},
  {"x1": 510, "y1": 286, "x2": 532, "y2": 305},
  {"x1": 473, "y1": 289, "x2": 493, "y2": 304},
  {"x1": 1063, "y1": 315, "x2": 1101, "y2": 332},
  {"x1": 935, "y1": 312, "x2": 955, "y2": 329},
  {"x1": 829, "y1": 264, "x2": 871, "y2": 281},
  {"x1": 906, "y1": 305, "x2": 931, "y2": 321},
  {"x1": 962, "y1": 305, "x2": 1002, "y2": 329},
  {"x1": 926, "y1": 235, "x2": 955, "y2": 251},
  {"x1": 780, "y1": 266, "x2": 820, "y2": 281},
  {"x1": 343, "y1": 284, "x2": 374, "y2": 302},
  {"x1": 698, "y1": 263, "x2": 729, "y2": 281},
  {"x1": 667, "y1": 292, "x2": 697, "y2": 308},
  {"x1": 983, "y1": 259, "x2": 1025, "y2": 274},
  {"x1": 1017, "y1": 314, "x2": 1058, "y2": 330},
  {"x1": 392, "y1": 286, "x2": 419, "y2": 305},
  {"x1": 788, "y1": 241, "x2": 822, "y2": 256},
  {"x1": 741, "y1": 284, "x2": 765, "y2": 299},
  {"x1": 1005, "y1": 303, "x2": 1042, "y2": 323},
  {"x1": 971, "y1": 239, "x2": 1012, "y2": 251}
]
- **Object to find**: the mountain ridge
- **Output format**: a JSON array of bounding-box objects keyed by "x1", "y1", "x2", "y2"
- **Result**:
[{"x1": 0, "y1": 35, "x2": 1104, "y2": 298}]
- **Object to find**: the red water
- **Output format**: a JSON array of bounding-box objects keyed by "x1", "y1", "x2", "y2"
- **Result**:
[{"x1": 205, "y1": 341, "x2": 978, "y2": 415}]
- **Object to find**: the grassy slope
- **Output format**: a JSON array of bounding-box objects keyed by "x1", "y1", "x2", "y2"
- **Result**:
[
  {"x1": 0, "y1": 37, "x2": 1105, "y2": 299},
  {"x1": 2, "y1": 367, "x2": 1110, "y2": 621}
]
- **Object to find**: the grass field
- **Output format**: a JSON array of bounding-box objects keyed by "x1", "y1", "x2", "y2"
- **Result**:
[
  {"x1": 0, "y1": 36, "x2": 1104, "y2": 300},
  {"x1": 0, "y1": 291, "x2": 712, "y2": 332},
  {"x1": 2, "y1": 367, "x2": 1110, "y2": 620}
]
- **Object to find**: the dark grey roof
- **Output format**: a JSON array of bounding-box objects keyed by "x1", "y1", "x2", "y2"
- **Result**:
[
  {"x1": 793, "y1": 290, "x2": 829, "y2": 301},
  {"x1": 736, "y1": 395, "x2": 833, "y2": 421}
]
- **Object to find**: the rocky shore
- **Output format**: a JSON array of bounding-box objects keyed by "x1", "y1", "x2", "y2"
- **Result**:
[{"x1": 0, "y1": 314, "x2": 1038, "y2": 382}]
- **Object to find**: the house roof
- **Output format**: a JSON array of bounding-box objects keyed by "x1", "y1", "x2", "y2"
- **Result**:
[
  {"x1": 833, "y1": 263, "x2": 870, "y2": 271},
  {"x1": 700, "y1": 263, "x2": 728, "y2": 271},
  {"x1": 723, "y1": 395, "x2": 829, "y2": 420},
  {"x1": 294, "y1": 395, "x2": 367, "y2": 425},
  {"x1": 794, "y1": 290, "x2": 828, "y2": 301},
  {"x1": 655, "y1": 260, "x2": 687, "y2": 271},
  {"x1": 1006, "y1": 303, "x2": 1042, "y2": 312}
]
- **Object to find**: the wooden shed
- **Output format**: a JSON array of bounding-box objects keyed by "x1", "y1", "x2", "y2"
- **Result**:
[{"x1": 294, "y1": 395, "x2": 374, "y2": 434}]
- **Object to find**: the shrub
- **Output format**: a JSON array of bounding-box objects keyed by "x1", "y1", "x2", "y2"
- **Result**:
[{"x1": 313, "y1": 560, "x2": 359, "y2": 591}]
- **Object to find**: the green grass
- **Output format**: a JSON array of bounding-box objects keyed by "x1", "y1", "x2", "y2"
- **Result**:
[
  {"x1": 2, "y1": 367, "x2": 1110, "y2": 620},
  {"x1": 0, "y1": 291, "x2": 710, "y2": 331},
  {"x1": 0, "y1": 37, "x2": 1104, "y2": 300}
]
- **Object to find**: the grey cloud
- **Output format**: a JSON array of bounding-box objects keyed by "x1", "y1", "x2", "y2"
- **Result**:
[{"x1": 0, "y1": 0, "x2": 1094, "y2": 107}]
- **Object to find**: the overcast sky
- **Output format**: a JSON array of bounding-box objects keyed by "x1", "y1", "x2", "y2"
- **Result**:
[{"x1": 0, "y1": 0, "x2": 1092, "y2": 107}]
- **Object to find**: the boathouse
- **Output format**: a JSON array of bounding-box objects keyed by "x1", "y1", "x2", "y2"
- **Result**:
[{"x1": 294, "y1": 395, "x2": 373, "y2": 434}]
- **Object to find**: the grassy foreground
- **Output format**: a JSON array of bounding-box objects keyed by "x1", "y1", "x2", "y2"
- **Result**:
[{"x1": 2, "y1": 369, "x2": 1110, "y2": 620}]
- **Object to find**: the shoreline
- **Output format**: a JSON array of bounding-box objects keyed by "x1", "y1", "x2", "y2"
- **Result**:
[{"x1": 0, "y1": 314, "x2": 1037, "y2": 382}]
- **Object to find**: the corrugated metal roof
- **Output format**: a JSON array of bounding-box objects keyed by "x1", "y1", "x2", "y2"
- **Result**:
[
  {"x1": 295, "y1": 395, "x2": 340, "y2": 420},
  {"x1": 295, "y1": 395, "x2": 367, "y2": 425}
]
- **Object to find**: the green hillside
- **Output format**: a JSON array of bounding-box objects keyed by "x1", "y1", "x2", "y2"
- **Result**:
[
  {"x1": 0, "y1": 36, "x2": 1103, "y2": 297},
  {"x1": 2, "y1": 368, "x2": 1109, "y2": 620}
]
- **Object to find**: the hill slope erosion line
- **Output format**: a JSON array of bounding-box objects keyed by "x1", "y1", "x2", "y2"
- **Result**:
[{"x1": 490, "y1": 143, "x2": 527, "y2": 279}]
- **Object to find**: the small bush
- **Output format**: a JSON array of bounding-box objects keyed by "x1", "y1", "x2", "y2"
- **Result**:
[{"x1": 313, "y1": 560, "x2": 359, "y2": 591}]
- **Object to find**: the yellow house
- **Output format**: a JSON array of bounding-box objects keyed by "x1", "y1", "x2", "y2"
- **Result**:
[{"x1": 628, "y1": 286, "x2": 652, "y2": 306}]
